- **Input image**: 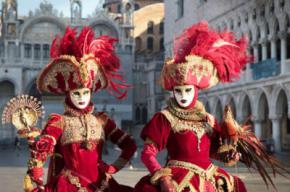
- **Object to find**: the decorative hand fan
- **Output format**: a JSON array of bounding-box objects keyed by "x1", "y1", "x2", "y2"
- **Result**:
[{"x1": 2, "y1": 95, "x2": 45, "y2": 138}]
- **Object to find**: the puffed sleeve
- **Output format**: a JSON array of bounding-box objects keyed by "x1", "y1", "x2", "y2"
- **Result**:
[
  {"x1": 31, "y1": 113, "x2": 63, "y2": 161},
  {"x1": 96, "y1": 112, "x2": 136, "y2": 171},
  {"x1": 140, "y1": 112, "x2": 171, "y2": 151}
]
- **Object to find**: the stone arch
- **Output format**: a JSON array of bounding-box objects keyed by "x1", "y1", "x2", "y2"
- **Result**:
[
  {"x1": 0, "y1": 80, "x2": 16, "y2": 142},
  {"x1": 280, "y1": 12, "x2": 289, "y2": 31},
  {"x1": 250, "y1": 25, "x2": 258, "y2": 43},
  {"x1": 253, "y1": 88, "x2": 271, "y2": 118},
  {"x1": 269, "y1": 16, "x2": 279, "y2": 36},
  {"x1": 270, "y1": 85, "x2": 290, "y2": 116},
  {"x1": 275, "y1": 89, "x2": 288, "y2": 116},
  {"x1": 205, "y1": 101, "x2": 211, "y2": 113},
  {"x1": 89, "y1": 19, "x2": 119, "y2": 39},
  {"x1": 240, "y1": 93, "x2": 252, "y2": 127},
  {"x1": 19, "y1": 15, "x2": 66, "y2": 42},
  {"x1": 256, "y1": 91, "x2": 272, "y2": 140},
  {"x1": 0, "y1": 76, "x2": 18, "y2": 95},
  {"x1": 199, "y1": 97, "x2": 210, "y2": 112},
  {"x1": 274, "y1": 89, "x2": 290, "y2": 151},
  {"x1": 212, "y1": 97, "x2": 223, "y2": 123},
  {"x1": 225, "y1": 94, "x2": 237, "y2": 119}
]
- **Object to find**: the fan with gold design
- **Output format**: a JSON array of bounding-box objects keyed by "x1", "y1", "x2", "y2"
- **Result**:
[{"x1": 2, "y1": 95, "x2": 45, "y2": 138}]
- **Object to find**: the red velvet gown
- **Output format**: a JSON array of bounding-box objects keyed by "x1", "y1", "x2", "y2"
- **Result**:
[
  {"x1": 33, "y1": 103, "x2": 136, "y2": 192},
  {"x1": 134, "y1": 100, "x2": 247, "y2": 192}
]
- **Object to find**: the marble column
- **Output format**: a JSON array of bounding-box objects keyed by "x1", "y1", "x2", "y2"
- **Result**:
[
  {"x1": 31, "y1": 44, "x2": 34, "y2": 60},
  {"x1": 253, "y1": 119, "x2": 262, "y2": 139},
  {"x1": 20, "y1": 43, "x2": 24, "y2": 59},
  {"x1": 270, "y1": 38, "x2": 277, "y2": 59},
  {"x1": 262, "y1": 40, "x2": 267, "y2": 61},
  {"x1": 271, "y1": 116, "x2": 281, "y2": 152},
  {"x1": 253, "y1": 45, "x2": 259, "y2": 63},
  {"x1": 40, "y1": 44, "x2": 43, "y2": 64},
  {"x1": 281, "y1": 36, "x2": 286, "y2": 74},
  {"x1": 4, "y1": 41, "x2": 8, "y2": 59}
]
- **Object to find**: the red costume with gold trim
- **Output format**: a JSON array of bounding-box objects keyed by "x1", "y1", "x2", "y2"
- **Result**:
[
  {"x1": 134, "y1": 21, "x2": 250, "y2": 192},
  {"x1": 27, "y1": 27, "x2": 136, "y2": 192}
]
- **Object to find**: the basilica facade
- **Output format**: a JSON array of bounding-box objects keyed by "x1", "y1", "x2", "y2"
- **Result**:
[
  {"x1": 165, "y1": 0, "x2": 290, "y2": 152},
  {"x1": 0, "y1": 0, "x2": 135, "y2": 144}
]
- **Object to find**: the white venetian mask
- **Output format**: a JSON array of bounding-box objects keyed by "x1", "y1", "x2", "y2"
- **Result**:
[
  {"x1": 173, "y1": 85, "x2": 195, "y2": 108},
  {"x1": 69, "y1": 88, "x2": 91, "y2": 109}
]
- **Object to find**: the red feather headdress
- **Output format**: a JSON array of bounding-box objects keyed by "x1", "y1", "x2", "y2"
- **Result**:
[
  {"x1": 37, "y1": 27, "x2": 128, "y2": 99},
  {"x1": 161, "y1": 21, "x2": 251, "y2": 90}
]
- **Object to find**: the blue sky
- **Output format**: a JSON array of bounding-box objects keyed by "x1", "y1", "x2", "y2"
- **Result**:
[{"x1": 16, "y1": 0, "x2": 105, "y2": 17}]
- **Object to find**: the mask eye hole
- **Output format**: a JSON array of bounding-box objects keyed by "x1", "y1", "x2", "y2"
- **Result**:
[
  {"x1": 185, "y1": 88, "x2": 192, "y2": 92},
  {"x1": 174, "y1": 88, "x2": 181, "y2": 93},
  {"x1": 72, "y1": 92, "x2": 80, "y2": 97},
  {"x1": 83, "y1": 90, "x2": 90, "y2": 95}
]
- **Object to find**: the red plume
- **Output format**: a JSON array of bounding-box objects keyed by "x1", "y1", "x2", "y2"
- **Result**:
[
  {"x1": 173, "y1": 21, "x2": 251, "y2": 83},
  {"x1": 49, "y1": 26, "x2": 129, "y2": 99},
  {"x1": 87, "y1": 36, "x2": 129, "y2": 99},
  {"x1": 173, "y1": 20, "x2": 209, "y2": 64}
]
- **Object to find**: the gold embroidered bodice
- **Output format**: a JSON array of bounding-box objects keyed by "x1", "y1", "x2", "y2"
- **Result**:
[
  {"x1": 61, "y1": 113, "x2": 105, "y2": 145},
  {"x1": 161, "y1": 99, "x2": 210, "y2": 151}
]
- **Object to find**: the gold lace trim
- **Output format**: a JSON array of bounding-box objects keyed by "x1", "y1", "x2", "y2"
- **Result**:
[
  {"x1": 166, "y1": 99, "x2": 207, "y2": 121},
  {"x1": 63, "y1": 169, "x2": 88, "y2": 192},
  {"x1": 167, "y1": 160, "x2": 217, "y2": 192},
  {"x1": 61, "y1": 114, "x2": 105, "y2": 146},
  {"x1": 167, "y1": 160, "x2": 235, "y2": 192},
  {"x1": 63, "y1": 169, "x2": 108, "y2": 192},
  {"x1": 150, "y1": 168, "x2": 172, "y2": 185},
  {"x1": 161, "y1": 109, "x2": 206, "y2": 151}
]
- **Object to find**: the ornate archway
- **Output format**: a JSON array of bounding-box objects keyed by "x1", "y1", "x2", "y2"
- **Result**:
[{"x1": 0, "y1": 80, "x2": 15, "y2": 142}]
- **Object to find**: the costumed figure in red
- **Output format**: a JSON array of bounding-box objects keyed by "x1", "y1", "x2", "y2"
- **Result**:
[
  {"x1": 134, "y1": 21, "x2": 289, "y2": 192},
  {"x1": 27, "y1": 27, "x2": 137, "y2": 192}
]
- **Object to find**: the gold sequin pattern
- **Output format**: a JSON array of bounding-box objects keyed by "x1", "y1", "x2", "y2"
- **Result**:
[
  {"x1": 161, "y1": 55, "x2": 219, "y2": 90},
  {"x1": 61, "y1": 114, "x2": 105, "y2": 145}
]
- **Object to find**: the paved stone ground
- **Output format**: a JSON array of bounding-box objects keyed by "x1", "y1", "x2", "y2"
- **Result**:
[{"x1": 1, "y1": 146, "x2": 290, "y2": 192}]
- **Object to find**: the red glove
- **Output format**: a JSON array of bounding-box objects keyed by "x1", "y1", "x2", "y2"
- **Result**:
[
  {"x1": 98, "y1": 161, "x2": 118, "y2": 174},
  {"x1": 29, "y1": 167, "x2": 44, "y2": 182},
  {"x1": 160, "y1": 176, "x2": 176, "y2": 192}
]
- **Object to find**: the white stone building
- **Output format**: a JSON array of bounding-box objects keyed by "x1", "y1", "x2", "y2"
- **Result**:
[
  {"x1": 164, "y1": 0, "x2": 290, "y2": 152},
  {"x1": 0, "y1": 0, "x2": 135, "y2": 144}
]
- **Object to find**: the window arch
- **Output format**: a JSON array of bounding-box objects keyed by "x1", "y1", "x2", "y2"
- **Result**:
[
  {"x1": 135, "y1": 37, "x2": 142, "y2": 52},
  {"x1": 147, "y1": 37, "x2": 154, "y2": 51},
  {"x1": 147, "y1": 21, "x2": 154, "y2": 34}
]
